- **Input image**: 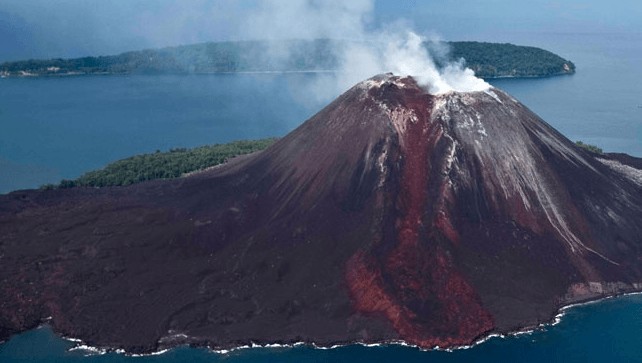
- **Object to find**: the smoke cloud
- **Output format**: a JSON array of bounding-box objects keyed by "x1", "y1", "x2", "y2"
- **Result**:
[{"x1": 241, "y1": 0, "x2": 490, "y2": 98}]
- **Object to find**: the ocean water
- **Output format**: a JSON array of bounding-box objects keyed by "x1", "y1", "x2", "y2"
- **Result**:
[
  {"x1": 1, "y1": 32, "x2": 642, "y2": 361},
  {"x1": 488, "y1": 32, "x2": 642, "y2": 157},
  {"x1": 1, "y1": 33, "x2": 641, "y2": 194},
  {"x1": 0, "y1": 73, "x2": 323, "y2": 193}
]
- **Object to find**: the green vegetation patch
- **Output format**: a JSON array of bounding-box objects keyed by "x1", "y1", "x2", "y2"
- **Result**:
[
  {"x1": 1, "y1": 40, "x2": 340, "y2": 76},
  {"x1": 575, "y1": 141, "x2": 603, "y2": 154},
  {"x1": 448, "y1": 41, "x2": 575, "y2": 78},
  {"x1": 46, "y1": 138, "x2": 277, "y2": 189},
  {"x1": 2, "y1": 40, "x2": 575, "y2": 79}
]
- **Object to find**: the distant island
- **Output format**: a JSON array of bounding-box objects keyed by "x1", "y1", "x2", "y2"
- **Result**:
[{"x1": 0, "y1": 40, "x2": 575, "y2": 79}]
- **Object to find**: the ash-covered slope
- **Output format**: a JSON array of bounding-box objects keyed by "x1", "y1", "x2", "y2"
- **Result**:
[{"x1": 1, "y1": 74, "x2": 641, "y2": 352}]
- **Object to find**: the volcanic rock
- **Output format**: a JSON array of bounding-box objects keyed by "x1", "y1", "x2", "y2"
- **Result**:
[{"x1": 1, "y1": 74, "x2": 641, "y2": 353}]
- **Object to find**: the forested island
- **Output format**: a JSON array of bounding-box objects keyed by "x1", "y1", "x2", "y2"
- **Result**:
[
  {"x1": 43, "y1": 138, "x2": 277, "y2": 189},
  {"x1": 447, "y1": 41, "x2": 575, "y2": 78},
  {"x1": 0, "y1": 40, "x2": 574, "y2": 79}
]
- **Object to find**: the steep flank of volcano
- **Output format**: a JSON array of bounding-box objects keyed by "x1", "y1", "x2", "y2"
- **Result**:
[{"x1": 1, "y1": 74, "x2": 641, "y2": 353}]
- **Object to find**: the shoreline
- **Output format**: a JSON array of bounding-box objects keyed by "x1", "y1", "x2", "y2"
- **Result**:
[{"x1": 43, "y1": 289, "x2": 642, "y2": 358}]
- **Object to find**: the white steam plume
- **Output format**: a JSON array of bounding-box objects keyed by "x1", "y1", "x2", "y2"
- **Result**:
[{"x1": 241, "y1": 0, "x2": 490, "y2": 99}]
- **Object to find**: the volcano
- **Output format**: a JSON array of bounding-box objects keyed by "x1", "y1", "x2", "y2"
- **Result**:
[{"x1": 1, "y1": 74, "x2": 641, "y2": 353}]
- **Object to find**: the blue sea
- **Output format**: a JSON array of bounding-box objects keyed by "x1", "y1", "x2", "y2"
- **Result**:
[{"x1": 1, "y1": 32, "x2": 642, "y2": 361}]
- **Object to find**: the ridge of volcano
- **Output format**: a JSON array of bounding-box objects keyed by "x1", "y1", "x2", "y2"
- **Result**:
[{"x1": 1, "y1": 74, "x2": 641, "y2": 353}]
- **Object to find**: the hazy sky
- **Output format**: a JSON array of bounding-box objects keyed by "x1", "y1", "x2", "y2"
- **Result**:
[{"x1": 1, "y1": 0, "x2": 640, "y2": 62}]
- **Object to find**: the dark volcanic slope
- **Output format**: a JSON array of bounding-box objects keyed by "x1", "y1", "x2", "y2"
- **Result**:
[{"x1": 1, "y1": 74, "x2": 641, "y2": 352}]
